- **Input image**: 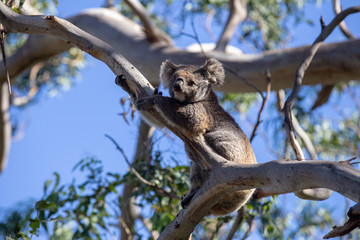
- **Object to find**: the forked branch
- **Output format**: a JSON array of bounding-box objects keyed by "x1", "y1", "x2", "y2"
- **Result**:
[{"x1": 283, "y1": 5, "x2": 360, "y2": 160}]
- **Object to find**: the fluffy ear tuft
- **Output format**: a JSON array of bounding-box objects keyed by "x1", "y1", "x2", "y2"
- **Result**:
[
  {"x1": 202, "y1": 58, "x2": 225, "y2": 85},
  {"x1": 160, "y1": 60, "x2": 178, "y2": 88}
]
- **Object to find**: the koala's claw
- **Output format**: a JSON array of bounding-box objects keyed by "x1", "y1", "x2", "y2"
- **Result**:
[{"x1": 154, "y1": 87, "x2": 163, "y2": 96}]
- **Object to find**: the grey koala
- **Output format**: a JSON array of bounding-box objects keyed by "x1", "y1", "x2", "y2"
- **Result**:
[{"x1": 136, "y1": 58, "x2": 256, "y2": 216}]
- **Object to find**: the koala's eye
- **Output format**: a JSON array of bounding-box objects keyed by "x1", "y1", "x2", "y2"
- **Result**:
[{"x1": 188, "y1": 80, "x2": 195, "y2": 86}]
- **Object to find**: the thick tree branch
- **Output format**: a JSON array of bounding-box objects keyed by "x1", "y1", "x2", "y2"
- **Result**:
[
  {"x1": 1, "y1": 8, "x2": 359, "y2": 93},
  {"x1": 0, "y1": 2, "x2": 154, "y2": 98},
  {"x1": 158, "y1": 160, "x2": 360, "y2": 239}
]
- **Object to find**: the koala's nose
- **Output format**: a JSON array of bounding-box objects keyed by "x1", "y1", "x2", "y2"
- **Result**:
[{"x1": 174, "y1": 78, "x2": 184, "y2": 91}]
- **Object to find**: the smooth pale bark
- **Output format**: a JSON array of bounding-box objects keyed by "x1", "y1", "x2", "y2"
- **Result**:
[
  {"x1": 0, "y1": 81, "x2": 10, "y2": 173},
  {"x1": 1, "y1": 8, "x2": 360, "y2": 92}
]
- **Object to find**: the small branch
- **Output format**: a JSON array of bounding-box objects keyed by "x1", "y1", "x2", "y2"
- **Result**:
[
  {"x1": 105, "y1": 134, "x2": 154, "y2": 186},
  {"x1": 215, "y1": 0, "x2": 247, "y2": 52},
  {"x1": 277, "y1": 89, "x2": 317, "y2": 159},
  {"x1": 105, "y1": 134, "x2": 181, "y2": 200},
  {"x1": 332, "y1": 0, "x2": 356, "y2": 39},
  {"x1": 278, "y1": 88, "x2": 331, "y2": 200},
  {"x1": 283, "y1": 6, "x2": 360, "y2": 160},
  {"x1": 324, "y1": 202, "x2": 360, "y2": 239},
  {"x1": 225, "y1": 207, "x2": 244, "y2": 240},
  {"x1": 310, "y1": 84, "x2": 335, "y2": 111},
  {"x1": 291, "y1": 113, "x2": 317, "y2": 159},
  {"x1": 223, "y1": 65, "x2": 263, "y2": 97},
  {"x1": 123, "y1": 0, "x2": 172, "y2": 45},
  {"x1": 249, "y1": 69, "x2": 271, "y2": 142}
]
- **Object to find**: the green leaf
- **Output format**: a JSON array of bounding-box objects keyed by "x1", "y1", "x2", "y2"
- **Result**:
[
  {"x1": 43, "y1": 179, "x2": 52, "y2": 193},
  {"x1": 35, "y1": 200, "x2": 57, "y2": 211},
  {"x1": 52, "y1": 0, "x2": 58, "y2": 7},
  {"x1": 29, "y1": 219, "x2": 40, "y2": 235}
]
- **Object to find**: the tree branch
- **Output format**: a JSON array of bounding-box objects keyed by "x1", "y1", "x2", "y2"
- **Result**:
[
  {"x1": 283, "y1": 6, "x2": 360, "y2": 160},
  {"x1": 158, "y1": 160, "x2": 360, "y2": 239},
  {"x1": 1, "y1": 8, "x2": 359, "y2": 93},
  {"x1": 123, "y1": 0, "x2": 173, "y2": 45},
  {"x1": 215, "y1": 0, "x2": 247, "y2": 52},
  {"x1": 332, "y1": 0, "x2": 356, "y2": 39}
]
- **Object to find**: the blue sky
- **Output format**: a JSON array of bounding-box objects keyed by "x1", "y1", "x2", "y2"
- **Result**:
[{"x1": 0, "y1": 0, "x2": 359, "y2": 238}]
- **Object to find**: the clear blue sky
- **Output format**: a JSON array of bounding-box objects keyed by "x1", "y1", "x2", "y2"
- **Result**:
[{"x1": 0, "y1": 0, "x2": 359, "y2": 237}]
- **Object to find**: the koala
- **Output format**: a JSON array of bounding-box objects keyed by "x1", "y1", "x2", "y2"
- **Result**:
[{"x1": 136, "y1": 58, "x2": 256, "y2": 216}]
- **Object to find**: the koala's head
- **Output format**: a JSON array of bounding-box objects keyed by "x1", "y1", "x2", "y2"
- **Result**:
[{"x1": 159, "y1": 58, "x2": 225, "y2": 102}]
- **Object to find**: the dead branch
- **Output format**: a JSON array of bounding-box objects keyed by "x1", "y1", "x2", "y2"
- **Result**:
[
  {"x1": 324, "y1": 202, "x2": 360, "y2": 239},
  {"x1": 215, "y1": 0, "x2": 247, "y2": 52}
]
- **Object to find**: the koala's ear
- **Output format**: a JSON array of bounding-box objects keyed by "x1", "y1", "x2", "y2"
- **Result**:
[
  {"x1": 201, "y1": 58, "x2": 225, "y2": 85},
  {"x1": 160, "y1": 60, "x2": 178, "y2": 88}
]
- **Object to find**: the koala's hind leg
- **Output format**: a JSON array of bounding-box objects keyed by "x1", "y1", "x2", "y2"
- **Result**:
[{"x1": 181, "y1": 162, "x2": 209, "y2": 208}]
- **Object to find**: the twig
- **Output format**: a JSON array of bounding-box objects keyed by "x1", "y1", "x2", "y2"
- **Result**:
[
  {"x1": 241, "y1": 215, "x2": 255, "y2": 240},
  {"x1": 283, "y1": 6, "x2": 360, "y2": 160},
  {"x1": 0, "y1": 24, "x2": 11, "y2": 94},
  {"x1": 225, "y1": 207, "x2": 244, "y2": 240},
  {"x1": 249, "y1": 69, "x2": 271, "y2": 142},
  {"x1": 105, "y1": 134, "x2": 181, "y2": 200},
  {"x1": 224, "y1": 65, "x2": 263, "y2": 97}
]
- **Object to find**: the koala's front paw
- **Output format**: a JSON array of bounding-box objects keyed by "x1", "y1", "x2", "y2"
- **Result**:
[
  {"x1": 181, "y1": 193, "x2": 195, "y2": 209},
  {"x1": 136, "y1": 97, "x2": 155, "y2": 111}
]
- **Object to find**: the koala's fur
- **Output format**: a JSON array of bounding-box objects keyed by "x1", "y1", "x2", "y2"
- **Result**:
[{"x1": 136, "y1": 58, "x2": 256, "y2": 216}]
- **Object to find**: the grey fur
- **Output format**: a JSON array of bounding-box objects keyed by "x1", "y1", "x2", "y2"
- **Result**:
[{"x1": 136, "y1": 58, "x2": 256, "y2": 216}]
